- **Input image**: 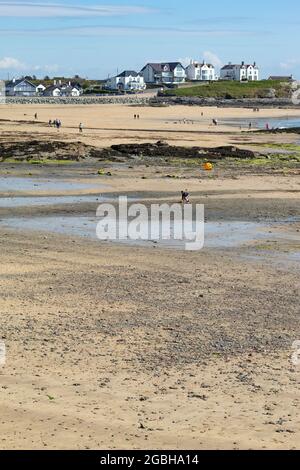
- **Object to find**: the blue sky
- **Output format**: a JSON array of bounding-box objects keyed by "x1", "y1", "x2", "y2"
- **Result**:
[{"x1": 0, "y1": 0, "x2": 299, "y2": 79}]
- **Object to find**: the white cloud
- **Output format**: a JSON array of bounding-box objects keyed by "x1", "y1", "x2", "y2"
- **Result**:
[
  {"x1": 203, "y1": 51, "x2": 223, "y2": 68},
  {"x1": 0, "y1": 57, "x2": 26, "y2": 69},
  {"x1": 0, "y1": 56, "x2": 59, "y2": 75},
  {"x1": 0, "y1": 25, "x2": 266, "y2": 38},
  {"x1": 280, "y1": 59, "x2": 300, "y2": 70},
  {"x1": 0, "y1": 2, "x2": 156, "y2": 17}
]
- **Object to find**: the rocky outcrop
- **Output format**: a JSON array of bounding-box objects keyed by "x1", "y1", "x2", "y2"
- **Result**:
[
  {"x1": 104, "y1": 142, "x2": 259, "y2": 161},
  {"x1": 152, "y1": 96, "x2": 298, "y2": 108},
  {"x1": 0, "y1": 140, "x2": 96, "y2": 162}
]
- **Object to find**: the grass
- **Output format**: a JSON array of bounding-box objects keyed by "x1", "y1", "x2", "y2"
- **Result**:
[
  {"x1": 164, "y1": 80, "x2": 293, "y2": 99},
  {"x1": 258, "y1": 143, "x2": 300, "y2": 152},
  {"x1": 0, "y1": 157, "x2": 74, "y2": 165}
]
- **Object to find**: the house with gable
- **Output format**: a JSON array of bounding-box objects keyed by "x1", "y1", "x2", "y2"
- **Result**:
[
  {"x1": 140, "y1": 62, "x2": 186, "y2": 85},
  {"x1": 5, "y1": 78, "x2": 37, "y2": 96},
  {"x1": 220, "y1": 62, "x2": 259, "y2": 81}
]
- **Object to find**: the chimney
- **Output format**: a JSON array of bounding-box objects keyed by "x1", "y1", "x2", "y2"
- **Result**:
[{"x1": 242, "y1": 61, "x2": 245, "y2": 66}]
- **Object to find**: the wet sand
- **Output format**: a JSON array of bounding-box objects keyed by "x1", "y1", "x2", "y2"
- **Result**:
[{"x1": 0, "y1": 225, "x2": 299, "y2": 450}]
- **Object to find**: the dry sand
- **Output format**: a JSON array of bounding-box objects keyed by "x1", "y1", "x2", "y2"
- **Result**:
[{"x1": 1, "y1": 103, "x2": 300, "y2": 148}]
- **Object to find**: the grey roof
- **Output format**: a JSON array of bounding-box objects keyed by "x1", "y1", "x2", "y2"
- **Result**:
[
  {"x1": 222, "y1": 63, "x2": 258, "y2": 70},
  {"x1": 44, "y1": 85, "x2": 61, "y2": 93},
  {"x1": 6, "y1": 78, "x2": 36, "y2": 88},
  {"x1": 117, "y1": 70, "x2": 140, "y2": 78},
  {"x1": 141, "y1": 62, "x2": 184, "y2": 73},
  {"x1": 188, "y1": 62, "x2": 214, "y2": 68}
]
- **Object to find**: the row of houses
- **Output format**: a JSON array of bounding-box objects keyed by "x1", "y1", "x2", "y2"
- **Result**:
[
  {"x1": 5, "y1": 78, "x2": 83, "y2": 97},
  {"x1": 105, "y1": 60, "x2": 261, "y2": 91}
]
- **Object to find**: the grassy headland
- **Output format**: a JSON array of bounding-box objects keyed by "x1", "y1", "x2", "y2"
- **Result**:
[{"x1": 164, "y1": 80, "x2": 293, "y2": 99}]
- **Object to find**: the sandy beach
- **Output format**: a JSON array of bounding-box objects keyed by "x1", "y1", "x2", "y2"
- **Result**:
[
  {"x1": 0, "y1": 102, "x2": 300, "y2": 450},
  {"x1": 1, "y1": 103, "x2": 300, "y2": 148}
]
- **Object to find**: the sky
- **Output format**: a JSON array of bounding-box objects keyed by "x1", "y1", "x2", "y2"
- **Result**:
[{"x1": 0, "y1": 0, "x2": 299, "y2": 79}]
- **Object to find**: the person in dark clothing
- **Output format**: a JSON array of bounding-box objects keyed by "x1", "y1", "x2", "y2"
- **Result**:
[{"x1": 181, "y1": 190, "x2": 190, "y2": 204}]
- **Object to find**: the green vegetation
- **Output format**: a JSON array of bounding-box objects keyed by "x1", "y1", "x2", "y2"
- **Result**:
[
  {"x1": 257, "y1": 143, "x2": 300, "y2": 152},
  {"x1": 164, "y1": 80, "x2": 292, "y2": 99}
]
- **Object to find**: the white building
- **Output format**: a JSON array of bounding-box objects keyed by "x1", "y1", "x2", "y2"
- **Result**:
[
  {"x1": 43, "y1": 81, "x2": 83, "y2": 97},
  {"x1": 140, "y1": 62, "x2": 186, "y2": 85},
  {"x1": 220, "y1": 62, "x2": 259, "y2": 81},
  {"x1": 106, "y1": 71, "x2": 146, "y2": 92},
  {"x1": 43, "y1": 86, "x2": 62, "y2": 97},
  {"x1": 185, "y1": 61, "x2": 216, "y2": 81},
  {"x1": 36, "y1": 83, "x2": 46, "y2": 94}
]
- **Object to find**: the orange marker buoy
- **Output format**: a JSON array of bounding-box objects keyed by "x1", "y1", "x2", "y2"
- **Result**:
[{"x1": 204, "y1": 162, "x2": 213, "y2": 171}]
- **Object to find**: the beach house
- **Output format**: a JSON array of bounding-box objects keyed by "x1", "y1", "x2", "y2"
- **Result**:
[
  {"x1": 43, "y1": 81, "x2": 83, "y2": 97},
  {"x1": 185, "y1": 61, "x2": 217, "y2": 81},
  {"x1": 5, "y1": 78, "x2": 37, "y2": 96},
  {"x1": 106, "y1": 71, "x2": 146, "y2": 92},
  {"x1": 43, "y1": 85, "x2": 62, "y2": 97},
  {"x1": 220, "y1": 62, "x2": 259, "y2": 81},
  {"x1": 36, "y1": 83, "x2": 46, "y2": 94},
  {"x1": 140, "y1": 62, "x2": 186, "y2": 85}
]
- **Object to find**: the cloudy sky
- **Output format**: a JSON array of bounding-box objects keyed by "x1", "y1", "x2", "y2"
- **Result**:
[{"x1": 0, "y1": 0, "x2": 299, "y2": 79}]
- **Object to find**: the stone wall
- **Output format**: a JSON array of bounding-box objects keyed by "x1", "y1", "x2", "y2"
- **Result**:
[{"x1": 5, "y1": 95, "x2": 153, "y2": 105}]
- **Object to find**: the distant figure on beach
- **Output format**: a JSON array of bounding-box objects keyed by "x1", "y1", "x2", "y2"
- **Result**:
[
  {"x1": 137, "y1": 114, "x2": 140, "y2": 120},
  {"x1": 212, "y1": 119, "x2": 218, "y2": 126},
  {"x1": 48, "y1": 119, "x2": 52, "y2": 127},
  {"x1": 134, "y1": 114, "x2": 136, "y2": 119},
  {"x1": 249, "y1": 122, "x2": 252, "y2": 130},
  {"x1": 181, "y1": 190, "x2": 190, "y2": 204},
  {"x1": 266, "y1": 123, "x2": 270, "y2": 130},
  {"x1": 34, "y1": 113, "x2": 38, "y2": 120},
  {"x1": 79, "y1": 123, "x2": 83, "y2": 133}
]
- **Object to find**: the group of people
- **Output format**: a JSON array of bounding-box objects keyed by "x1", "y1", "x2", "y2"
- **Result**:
[
  {"x1": 134, "y1": 114, "x2": 140, "y2": 120},
  {"x1": 48, "y1": 119, "x2": 62, "y2": 129}
]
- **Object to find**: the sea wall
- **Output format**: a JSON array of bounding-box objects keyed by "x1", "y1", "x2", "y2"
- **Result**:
[
  {"x1": 5, "y1": 95, "x2": 153, "y2": 105},
  {"x1": 4, "y1": 94, "x2": 300, "y2": 108}
]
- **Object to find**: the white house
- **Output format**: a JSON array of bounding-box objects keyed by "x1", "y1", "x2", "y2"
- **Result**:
[
  {"x1": 43, "y1": 86, "x2": 62, "y2": 97},
  {"x1": 220, "y1": 62, "x2": 259, "y2": 81},
  {"x1": 140, "y1": 62, "x2": 186, "y2": 85},
  {"x1": 36, "y1": 83, "x2": 46, "y2": 94},
  {"x1": 43, "y1": 81, "x2": 83, "y2": 97},
  {"x1": 106, "y1": 70, "x2": 146, "y2": 92},
  {"x1": 185, "y1": 61, "x2": 217, "y2": 81}
]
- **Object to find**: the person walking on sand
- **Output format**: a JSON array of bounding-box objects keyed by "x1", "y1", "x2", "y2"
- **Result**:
[
  {"x1": 34, "y1": 113, "x2": 38, "y2": 120},
  {"x1": 249, "y1": 122, "x2": 252, "y2": 130},
  {"x1": 79, "y1": 123, "x2": 83, "y2": 133}
]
